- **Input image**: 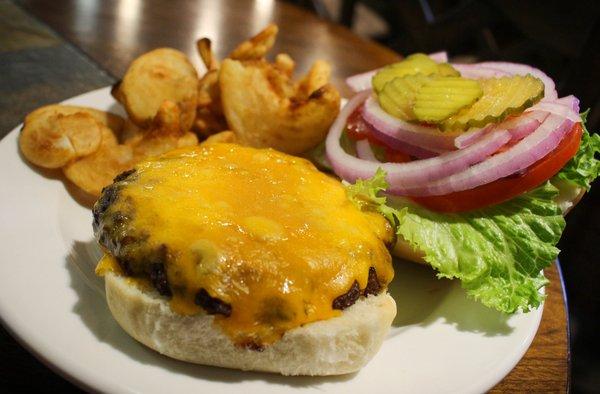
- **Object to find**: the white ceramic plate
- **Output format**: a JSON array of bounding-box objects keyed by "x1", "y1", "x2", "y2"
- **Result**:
[{"x1": 0, "y1": 87, "x2": 543, "y2": 394}]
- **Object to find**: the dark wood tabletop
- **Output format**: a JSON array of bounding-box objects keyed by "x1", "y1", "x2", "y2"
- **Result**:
[{"x1": 2, "y1": 0, "x2": 569, "y2": 391}]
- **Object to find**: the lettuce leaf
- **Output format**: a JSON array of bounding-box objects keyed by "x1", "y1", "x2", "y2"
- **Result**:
[
  {"x1": 345, "y1": 168, "x2": 405, "y2": 226},
  {"x1": 346, "y1": 173, "x2": 565, "y2": 314},
  {"x1": 555, "y1": 110, "x2": 600, "y2": 189}
]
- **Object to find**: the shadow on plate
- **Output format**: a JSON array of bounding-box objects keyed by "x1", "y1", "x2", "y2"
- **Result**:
[
  {"x1": 66, "y1": 239, "x2": 357, "y2": 387},
  {"x1": 389, "y1": 258, "x2": 513, "y2": 336}
]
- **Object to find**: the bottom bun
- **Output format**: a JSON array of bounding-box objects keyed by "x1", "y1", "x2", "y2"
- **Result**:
[{"x1": 105, "y1": 272, "x2": 396, "y2": 376}]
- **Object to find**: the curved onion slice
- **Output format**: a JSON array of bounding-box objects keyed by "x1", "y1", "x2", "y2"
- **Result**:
[
  {"x1": 526, "y1": 96, "x2": 580, "y2": 122},
  {"x1": 355, "y1": 139, "x2": 380, "y2": 162},
  {"x1": 450, "y1": 63, "x2": 510, "y2": 79},
  {"x1": 391, "y1": 112, "x2": 575, "y2": 196},
  {"x1": 428, "y1": 51, "x2": 448, "y2": 63},
  {"x1": 346, "y1": 70, "x2": 378, "y2": 92},
  {"x1": 454, "y1": 127, "x2": 490, "y2": 148},
  {"x1": 368, "y1": 126, "x2": 444, "y2": 158},
  {"x1": 477, "y1": 61, "x2": 558, "y2": 100},
  {"x1": 363, "y1": 96, "x2": 461, "y2": 150},
  {"x1": 352, "y1": 108, "x2": 444, "y2": 158},
  {"x1": 494, "y1": 111, "x2": 548, "y2": 141},
  {"x1": 326, "y1": 91, "x2": 511, "y2": 186}
]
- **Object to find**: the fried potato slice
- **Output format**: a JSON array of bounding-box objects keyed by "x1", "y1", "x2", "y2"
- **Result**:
[
  {"x1": 129, "y1": 100, "x2": 198, "y2": 160},
  {"x1": 113, "y1": 48, "x2": 198, "y2": 130},
  {"x1": 297, "y1": 60, "x2": 331, "y2": 99},
  {"x1": 274, "y1": 53, "x2": 295, "y2": 77},
  {"x1": 197, "y1": 38, "x2": 219, "y2": 71},
  {"x1": 20, "y1": 110, "x2": 104, "y2": 168},
  {"x1": 23, "y1": 104, "x2": 124, "y2": 134},
  {"x1": 202, "y1": 130, "x2": 237, "y2": 145},
  {"x1": 63, "y1": 126, "x2": 133, "y2": 196},
  {"x1": 194, "y1": 68, "x2": 228, "y2": 137},
  {"x1": 219, "y1": 58, "x2": 341, "y2": 154},
  {"x1": 228, "y1": 24, "x2": 278, "y2": 60}
]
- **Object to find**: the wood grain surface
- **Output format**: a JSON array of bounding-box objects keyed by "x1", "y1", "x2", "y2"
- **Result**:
[{"x1": 11, "y1": 0, "x2": 570, "y2": 391}]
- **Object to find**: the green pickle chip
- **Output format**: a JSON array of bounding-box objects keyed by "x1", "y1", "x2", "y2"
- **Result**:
[
  {"x1": 439, "y1": 75, "x2": 545, "y2": 131},
  {"x1": 413, "y1": 77, "x2": 483, "y2": 122},
  {"x1": 378, "y1": 74, "x2": 430, "y2": 120},
  {"x1": 372, "y1": 53, "x2": 459, "y2": 92}
]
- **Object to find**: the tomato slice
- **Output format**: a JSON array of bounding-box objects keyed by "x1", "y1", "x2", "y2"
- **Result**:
[
  {"x1": 385, "y1": 147, "x2": 412, "y2": 163},
  {"x1": 412, "y1": 123, "x2": 583, "y2": 212},
  {"x1": 346, "y1": 109, "x2": 374, "y2": 141}
]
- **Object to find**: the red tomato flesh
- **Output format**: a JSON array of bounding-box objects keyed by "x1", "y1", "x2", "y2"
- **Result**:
[{"x1": 411, "y1": 123, "x2": 583, "y2": 212}]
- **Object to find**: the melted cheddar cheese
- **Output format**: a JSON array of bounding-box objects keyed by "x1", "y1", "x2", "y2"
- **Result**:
[{"x1": 97, "y1": 143, "x2": 394, "y2": 345}]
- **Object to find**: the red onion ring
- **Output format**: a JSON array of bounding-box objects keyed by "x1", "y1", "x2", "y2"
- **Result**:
[
  {"x1": 355, "y1": 140, "x2": 380, "y2": 162},
  {"x1": 454, "y1": 127, "x2": 490, "y2": 148},
  {"x1": 326, "y1": 92, "x2": 511, "y2": 186},
  {"x1": 346, "y1": 70, "x2": 377, "y2": 93},
  {"x1": 494, "y1": 111, "x2": 548, "y2": 141},
  {"x1": 526, "y1": 96, "x2": 580, "y2": 122},
  {"x1": 367, "y1": 125, "x2": 444, "y2": 159},
  {"x1": 362, "y1": 96, "x2": 462, "y2": 150},
  {"x1": 390, "y1": 112, "x2": 576, "y2": 196},
  {"x1": 450, "y1": 63, "x2": 510, "y2": 79},
  {"x1": 428, "y1": 51, "x2": 448, "y2": 63},
  {"x1": 477, "y1": 61, "x2": 558, "y2": 100},
  {"x1": 352, "y1": 107, "x2": 444, "y2": 158}
]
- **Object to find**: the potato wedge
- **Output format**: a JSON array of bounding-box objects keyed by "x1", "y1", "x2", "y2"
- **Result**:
[
  {"x1": 196, "y1": 38, "x2": 219, "y2": 71},
  {"x1": 219, "y1": 58, "x2": 340, "y2": 154},
  {"x1": 20, "y1": 110, "x2": 104, "y2": 168},
  {"x1": 63, "y1": 126, "x2": 133, "y2": 196},
  {"x1": 228, "y1": 24, "x2": 278, "y2": 60},
  {"x1": 113, "y1": 48, "x2": 198, "y2": 130},
  {"x1": 202, "y1": 130, "x2": 237, "y2": 145},
  {"x1": 194, "y1": 69, "x2": 228, "y2": 137},
  {"x1": 129, "y1": 100, "x2": 198, "y2": 160}
]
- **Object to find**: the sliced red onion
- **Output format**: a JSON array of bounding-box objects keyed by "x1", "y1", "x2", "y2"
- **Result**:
[
  {"x1": 477, "y1": 61, "x2": 558, "y2": 100},
  {"x1": 363, "y1": 96, "x2": 461, "y2": 151},
  {"x1": 454, "y1": 127, "x2": 490, "y2": 148},
  {"x1": 346, "y1": 70, "x2": 377, "y2": 93},
  {"x1": 428, "y1": 51, "x2": 448, "y2": 63},
  {"x1": 526, "y1": 96, "x2": 580, "y2": 122},
  {"x1": 450, "y1": 63, "x2": 510, "y2": 79},
  {"x1": 326, "y1": 92, "x2": 511, "y2": 186},
  {"x1": 494, "y1": 111, "x2": 548, "y2": 141},
  {"x1": 368, "y1": 125, "x2": 444, "y2": 159},
  {"x1": 391, "y1": 113, "x2": 575, "y2": 196},
  {"x1": 347, "y1": 107, "x2": 442, "y2": 159},
  {"x1": 355, "y1": 140, "x2": 380, "y2": 162}
]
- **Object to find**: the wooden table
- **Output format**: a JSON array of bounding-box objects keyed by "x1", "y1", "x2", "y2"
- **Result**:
[{"x1": 4, "y1": 0, "x2": 569, "y2": 391}]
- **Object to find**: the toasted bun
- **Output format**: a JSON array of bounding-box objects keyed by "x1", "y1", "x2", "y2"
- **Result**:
[
  {"x1": 105, "y1": 272, "x2": 396, "y2": 376},
  {"x1": 392, "y1": 186, "x2": 586, "y2": 264}
]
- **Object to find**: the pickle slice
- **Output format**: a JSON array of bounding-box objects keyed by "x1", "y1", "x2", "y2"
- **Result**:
[
  {"x1": 439, "y1": 75, "x2": 545, "y2": 131},
  {"x1": 372, "y1": 53, "x2": 459, "y2": 92},
  {"x1": 377, "y1": 74, "x2": 429, "y2": 120},
  {"x1": 436, "y1": 63, "x2": 461, "y2": 77},
  {"x1": 414, "y1": 77, "x2": 483, "y2": 122}
]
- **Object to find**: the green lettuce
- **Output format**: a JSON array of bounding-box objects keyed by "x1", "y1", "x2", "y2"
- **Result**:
[
  {"x1": 555, "y1": 110, "x2": 600, "y2": 189},
  {"x1": 346, "y1": 171, "x2": 565, "y2": 314},
  {"x1": 345, "y1": 168, "x2": 405, "y2": 226}
]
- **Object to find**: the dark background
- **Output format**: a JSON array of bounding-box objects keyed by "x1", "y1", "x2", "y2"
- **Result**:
[{"x1": 290, "y1": 0, "x2": 600, "y2": 391}]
